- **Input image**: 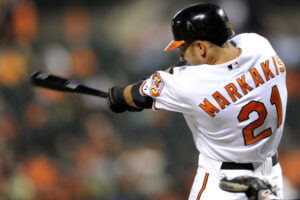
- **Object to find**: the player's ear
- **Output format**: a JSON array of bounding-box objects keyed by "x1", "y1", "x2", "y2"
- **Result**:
[{"x1": 195, "y1": 41, "x2": 206, "y2": 57}]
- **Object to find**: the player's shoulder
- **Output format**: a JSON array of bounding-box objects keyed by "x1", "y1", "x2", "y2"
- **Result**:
[
  {"x1": 232, "y1": 32, "x2": 268, "y2": 41},
  {"x1": 232, "y1": 33, "x2": 271, "y2": 46},
  {"x1": 155, "y1": 61, "x2": 192, "y2": 85},
  {"x1": 164, "y1": 60, "x2": 188, "y2": 74},
  {"x1": 232, "y1": 33, "x2": 274, "y2": 55}
]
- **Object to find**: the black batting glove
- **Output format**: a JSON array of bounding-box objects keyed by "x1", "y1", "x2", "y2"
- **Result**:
[
  {"x1": 107, "y1": 86, "x2": 143, "y2": 113},
  {"x1": 219, "y1": 176, "x2": 277, "y2": 200},
  {"x1": 107, "y1": 86, "x2": 127, "y2": 113}
]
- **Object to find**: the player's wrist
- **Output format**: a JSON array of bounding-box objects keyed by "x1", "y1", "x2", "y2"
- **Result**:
[
  {"x1": 107, "y1": 85, "x2": 144, "y2": 113},
  {"x1": 107, "y1": 86, "x2": 127, "y2": 113}
]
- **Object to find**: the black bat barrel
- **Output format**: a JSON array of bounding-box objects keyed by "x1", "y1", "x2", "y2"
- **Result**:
[{"x1": 30, "y1": 71, "x2": 108, "y2": 98}]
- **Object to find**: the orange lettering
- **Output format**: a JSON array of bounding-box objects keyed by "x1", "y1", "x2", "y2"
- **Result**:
[
  {"x1": 225, "y1": 83, "x2": 242, "y2": 102},
  {"x1": 236, "y1": 75, "x2": 253, "y2": 95},
  {"x1": 276, "y1": 55, "x2": 285, "y2": 72},
  {"x1": 260, "y1": 60, "x2": 274, "y2": 81},
  {"x1": 212, "y1": 91, "x2": 230, "y2": 109},
  {"x1": 272, "y1": 56, "x2": 279, "y2": 75},
  {"x1": 250, "y1": 68, "x2": 265, "y2": 87},
  {"x1": 199, "y1": 99, "x2": 220, "y2": 117}
]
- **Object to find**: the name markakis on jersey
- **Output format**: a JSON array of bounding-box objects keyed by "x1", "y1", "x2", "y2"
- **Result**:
[{"x1": 199, "y1": 55, "x2": 285, "y2": 117}]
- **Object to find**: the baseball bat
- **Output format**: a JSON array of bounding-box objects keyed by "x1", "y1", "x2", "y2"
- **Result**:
[{"x1": 30, "y1": 71, "x2": 109, "y2": 98}]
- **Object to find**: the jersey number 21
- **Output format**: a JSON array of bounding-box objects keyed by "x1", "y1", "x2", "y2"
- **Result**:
[{"x1": 238, "y1": 85, "x2": 283, "y2": 146}]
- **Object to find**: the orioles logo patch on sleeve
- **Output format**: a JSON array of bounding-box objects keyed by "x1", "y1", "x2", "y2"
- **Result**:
[{"x1": 150, "y1": 72, "x2": 164, "y2": 97}]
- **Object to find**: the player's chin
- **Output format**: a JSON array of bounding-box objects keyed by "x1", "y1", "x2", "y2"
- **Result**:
[{"x1": 180, "y1": 57, "x2": 191, "y2": 66}]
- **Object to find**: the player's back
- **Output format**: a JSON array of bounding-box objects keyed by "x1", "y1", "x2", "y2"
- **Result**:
[
  {"x1": 173, "y1": 33, "x2": 287, "y2": 163},
  {"x1": 141, "y1": 33, "x2": 287, "y2": 163}
]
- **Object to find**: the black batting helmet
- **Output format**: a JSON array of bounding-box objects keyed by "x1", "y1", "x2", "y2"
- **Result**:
[{"x1": 164, "y1": 3, "x2": 234, "y2": 51}]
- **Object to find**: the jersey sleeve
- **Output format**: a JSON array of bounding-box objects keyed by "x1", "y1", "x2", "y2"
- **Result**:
[{"x1": 139, "y1": 71, "x2": 190, "y2": 113}]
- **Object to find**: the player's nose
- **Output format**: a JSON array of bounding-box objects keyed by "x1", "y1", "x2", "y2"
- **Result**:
[{"x1": 180, "y1": 50, "x2": 185, "y2": 61}]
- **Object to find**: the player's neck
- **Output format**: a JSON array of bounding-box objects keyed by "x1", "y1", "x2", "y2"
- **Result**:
[{"x1": 207, "y1": 41, "x2": 241, "y2": 65}]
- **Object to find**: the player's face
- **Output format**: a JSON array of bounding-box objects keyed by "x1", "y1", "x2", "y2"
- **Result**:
[
  {"x1": 180, "y1": 41, "x2": 205, "y2": 65},
  {"x1": 179, "y1": 42, "x2": 191, "y2": 60}
]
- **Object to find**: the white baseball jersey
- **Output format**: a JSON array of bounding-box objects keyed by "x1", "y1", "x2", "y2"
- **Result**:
[{"x1": 140, "y1": 33, "x2": 287, "y2": 163}]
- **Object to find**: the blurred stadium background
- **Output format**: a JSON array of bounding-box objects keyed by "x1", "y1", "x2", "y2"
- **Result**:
[{"x1": 0, "y1": 0, "x2": 300, "y2": 199}]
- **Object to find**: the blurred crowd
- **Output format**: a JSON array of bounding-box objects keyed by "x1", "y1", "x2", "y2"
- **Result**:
[{"x1": 0, "y1": 0, "x2": 300, "y2": 199}]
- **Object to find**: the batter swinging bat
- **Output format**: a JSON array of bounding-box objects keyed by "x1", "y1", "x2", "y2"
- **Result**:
[{"x1": 30, "y1": 71, "x2": 109, "y2": 98}]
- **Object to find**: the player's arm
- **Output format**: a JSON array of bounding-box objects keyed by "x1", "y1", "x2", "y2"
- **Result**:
[
  {"x1": 107, "y1": 60, "x2": 186, "y2": 113},
  {"x1": 107, "y1": 80, "x2": 153, "y2": 113}
]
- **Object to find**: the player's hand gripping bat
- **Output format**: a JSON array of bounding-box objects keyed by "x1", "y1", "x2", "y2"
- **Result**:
[{"x1": 30, "y1": 71, "x2": 108, "y2": 98}]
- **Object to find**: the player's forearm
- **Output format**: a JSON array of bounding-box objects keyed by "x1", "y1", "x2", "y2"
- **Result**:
[
  {"x1": 107, "y1": 60, "x2": 186, "y2": 113},
  {"x1": 123, "y1": 84, "x2": 141, "y2": 109},
  {"x1": 107, "y1": 80, "x2": 153, "y2": 113}
]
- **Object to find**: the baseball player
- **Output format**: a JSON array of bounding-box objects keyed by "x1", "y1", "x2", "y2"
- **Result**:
[{"x1": 107, "y1": 3, "x2": 287, "y2": 200}]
